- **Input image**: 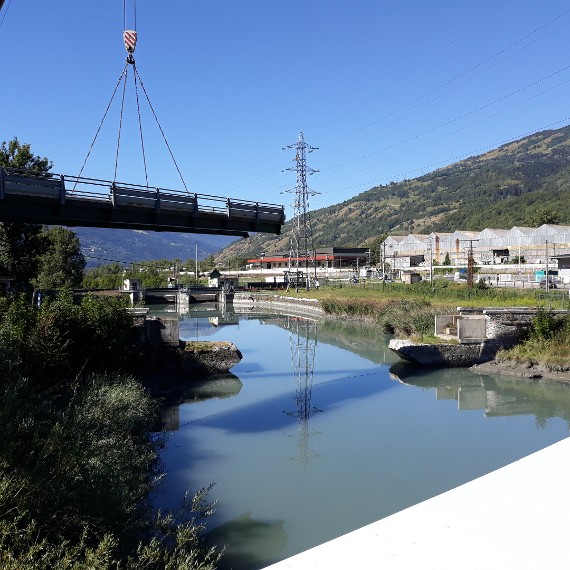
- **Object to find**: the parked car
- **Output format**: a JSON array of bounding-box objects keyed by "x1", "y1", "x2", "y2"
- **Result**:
[{"x1": 539, "y1": 279, "x2": 557, "y2": 289}]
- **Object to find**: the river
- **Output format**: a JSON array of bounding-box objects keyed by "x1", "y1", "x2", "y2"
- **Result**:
[{"x1": 152, "y1": 303, "x2": 570, "y2": 569}]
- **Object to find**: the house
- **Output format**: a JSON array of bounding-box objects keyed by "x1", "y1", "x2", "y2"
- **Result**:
[{"x1": 208, "y1": 269, "x2": 239, "y2": 289}]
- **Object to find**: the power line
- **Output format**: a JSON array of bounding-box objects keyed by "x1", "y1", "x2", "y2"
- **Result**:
[
  {"x1": 321, "y1": 66, "x2": 570, "y2": 174},
  {"x1": 315, "y1": 117, "x2": 570, "y2": 198},
  {"x1": 327, "y1": 0, "x2": 514, "y2": 130},
  {"x1": 202, "y1": 8, "x2": 569, "y2": 204},
  {"x1": 317, "y1": 79, "x2": 570, "y2": 186},
  {"x1": 322, "y1": 8, "x2": 570, "y2": 150}
]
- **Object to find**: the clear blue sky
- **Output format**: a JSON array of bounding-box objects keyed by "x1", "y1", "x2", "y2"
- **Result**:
[{"x1": 1, "y1": 1, "x2": 569, "y2": 219}]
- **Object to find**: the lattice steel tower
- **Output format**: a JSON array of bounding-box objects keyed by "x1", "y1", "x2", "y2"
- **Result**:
[{"x1": 284, "y1": 132, "x2": 319, "y2": 291}]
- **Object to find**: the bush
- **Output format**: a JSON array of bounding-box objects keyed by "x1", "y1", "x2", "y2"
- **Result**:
[
  {"x1": 530, "y1": 308, "x2": 558, "y2": 341},
  {"x1": 321, "y1": 296, "x2": 451, "y2": 338},
  {"x1": 0, "y1": 293, "x2": 139, "y2": 383},
  {"x1": 0, "y1": 372, "x2": 221, "y2": 569},
  {"x1": 497, "y1": 312, "x2": 570, "y2": 370}
]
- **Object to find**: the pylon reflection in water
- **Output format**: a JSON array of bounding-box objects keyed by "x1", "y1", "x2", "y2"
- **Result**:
[{"x1": 284, "y1": 316, "x2": 322, "y2": 468}]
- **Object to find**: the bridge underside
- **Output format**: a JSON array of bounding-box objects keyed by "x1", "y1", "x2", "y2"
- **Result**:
[
  {"x1": 0, "y1": 195, "x2": 279, "y2": 236},
  {"x1": 0, "y1": 168, "x2": 286, "y2": 237}
]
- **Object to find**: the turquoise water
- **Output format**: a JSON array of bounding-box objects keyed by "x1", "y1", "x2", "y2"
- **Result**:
[{"x1": 154, "y1": 306, "x2": 570, "y2": 569}]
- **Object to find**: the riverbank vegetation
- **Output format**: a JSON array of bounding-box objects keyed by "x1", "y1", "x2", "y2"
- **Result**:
[
  {"x1": 318, "y1": 296, "x2": 454, "y2": 338},
  {"x1": 0, "y1": 293, "x2": 139, "y2": 383},
  {"x1": 284, "y1": 281, "x2": 569, "y2": 355},
  {"x1": 0, "y1": 293, "x2": 221, "y2": 568},
  {"x1": 497, "y1": 310, "x2": 570, "y2": 371},
  {"x1": 315, "y1": 279, "x2": 567, "y2": 309},
  {"x1": 82, "y1": 260, "x2": 204, "y2": 290}
]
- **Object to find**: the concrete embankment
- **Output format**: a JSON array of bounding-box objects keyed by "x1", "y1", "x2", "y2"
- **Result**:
[
  {"x1": 134, "y1": 313, "x2": 242, "y2": 376},
  {"x1": 231, "y1": 292, "x2": 325, "y2": 317},
  {"x1": 388, "y1": 338, "x2": 495, "y2": 367},
  {"x1": 264, "y1": 437, "x2": 570, "y2": 569}
]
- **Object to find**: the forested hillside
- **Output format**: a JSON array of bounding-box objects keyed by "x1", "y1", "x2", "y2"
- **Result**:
[{"x1": 218, "y1": 125, "x2": 570, "y2": 261}]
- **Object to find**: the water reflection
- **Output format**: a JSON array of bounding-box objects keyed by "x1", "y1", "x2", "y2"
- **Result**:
[
  {"x1": 205, "y1": 512, "x2": 288, "y2": 570},
  {"x1": 390, "y1": 361, "x2": 570, "y2": 428},
  {"x1": 160, "y1": 374, "x2": 243, "y2": 430},
  {"x1": 282, "y1": 317, "x2": 323, "y2": 468},
  {"x1": 155, "y1": 304, "x2": 570, "y2": 569}
]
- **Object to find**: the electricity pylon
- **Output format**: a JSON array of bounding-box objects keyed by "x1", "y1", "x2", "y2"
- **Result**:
[{"x1": 284, "y1": 132, "x2": 319, "y2": 292}]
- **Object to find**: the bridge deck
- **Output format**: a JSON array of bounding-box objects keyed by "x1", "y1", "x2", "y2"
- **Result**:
[{"x1": 0, "y1": 168, "x2": 286, "y2": 236}]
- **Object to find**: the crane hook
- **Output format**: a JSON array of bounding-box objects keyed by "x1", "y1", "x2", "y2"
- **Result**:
[{"x1": 123, "y1": 30, "x2": 137, "y2": 64}]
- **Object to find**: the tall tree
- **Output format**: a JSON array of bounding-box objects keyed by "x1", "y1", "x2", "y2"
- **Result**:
[
  {"x1": 0, "y1": 138, "x2": 52, "y2": 172},
  {"x1": 527, "y1": 206, "x2": 562, "y2": 227},
  {"x1": 0, "y1": 138, "x2": 52, "y2": 288},
  {"x1": 33, "y1": 227, "x2": 86, "y2": 289}
]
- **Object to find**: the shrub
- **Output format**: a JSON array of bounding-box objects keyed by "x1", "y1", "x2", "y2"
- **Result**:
[
  {"x1": 0, "y1": 293, "x2": 139, "y2": 384},
  {"x1": 0, "y1": 372, "x2": 221, "y2": 569}
]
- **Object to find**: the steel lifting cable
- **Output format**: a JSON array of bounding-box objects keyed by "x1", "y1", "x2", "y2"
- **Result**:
[
  {"x1": 133, "y1": 65, "x2": 190, "y2": 194},
  {"x1": 75, "y1": 0, "x2": 188, "y2": 194},
  {"x1": 133, "y1": 67, "x2": 149, "y2": 189},
  {"x1": 118, "y1": 0, "x2": 188, "y2": 193},
  {"x1": 71, "y1": 64, "x2": 129, "y2": 194},
  {"x1": 124, "y1": 0, "x2": 137, "y2": 32},
  {"x1": 113, "y1": 65, "x2": 130, "y2": 185}
]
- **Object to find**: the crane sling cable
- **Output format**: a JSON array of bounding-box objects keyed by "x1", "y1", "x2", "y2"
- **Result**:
[{"x1": 72, "y1": 22, "x2": 189, "y2": 195}]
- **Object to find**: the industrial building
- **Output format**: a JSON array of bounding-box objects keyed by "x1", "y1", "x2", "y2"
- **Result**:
[
  {"x1": 247, "y1": 247, "x2": 370, "y2": 271},
  {"x1": 381, "y1": 224, "x2": 570, "y2": 270}
]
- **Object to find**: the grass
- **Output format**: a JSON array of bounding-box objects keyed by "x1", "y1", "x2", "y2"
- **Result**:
[
  {"x1": 273, "y1": 279, "x2": 569, "y2": 310},
  {"x1": 497, "y1": 311, "x2": 570, "y2": 371},
  {"x1": 270, "y1": 281, "x2": 570, "y2": 349}
]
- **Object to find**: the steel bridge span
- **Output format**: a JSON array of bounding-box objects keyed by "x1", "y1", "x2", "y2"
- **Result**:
[{"x1": 0, "y1": 167, "x2": 286, "y2": 237}]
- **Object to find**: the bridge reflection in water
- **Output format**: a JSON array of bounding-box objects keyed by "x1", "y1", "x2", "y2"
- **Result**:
[{"x1": 0, "y1": 167, "x2": 285, "y2": 236}]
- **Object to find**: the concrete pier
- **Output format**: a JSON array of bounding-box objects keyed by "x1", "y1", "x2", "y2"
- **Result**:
[{"x1": 264, "y1": 437, "x2": 570, "y2": 569}]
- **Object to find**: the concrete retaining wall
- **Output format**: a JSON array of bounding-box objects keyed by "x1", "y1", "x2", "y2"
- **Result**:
[
  {"x1": 458, "y1": 307, "x2": 568, "y2": 348},
  {"x1": 389, "y1": 339, "x2": 494, "y2": 367},
  {"x1": 231, "y1": 292, "x2": 325, "y2": 316}
]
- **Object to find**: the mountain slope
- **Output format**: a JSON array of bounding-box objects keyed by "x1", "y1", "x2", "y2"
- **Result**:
[
  {"x1": 75, "y1": 228, "x2": 237, "y2": 268},
  {"x1": 218, "y1": 124, "x2": 570, "y2": 261}
]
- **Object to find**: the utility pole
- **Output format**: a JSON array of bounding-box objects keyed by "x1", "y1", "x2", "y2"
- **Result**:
[
  {"x1": 545, "y1": 240, "x2": 549, "y2": 293},
  {"x1": 284, "y1": 132, "x2": 319, "y2": 292},
  {"x1": 195, "y1": 243, "x2": 198, "y2": 282},
  {"x1": 460, "y1": 239, "x2": 479, "y2": 288},
  {"x1": 425, "y1": 238, "x2": 433, "y2": 288}
]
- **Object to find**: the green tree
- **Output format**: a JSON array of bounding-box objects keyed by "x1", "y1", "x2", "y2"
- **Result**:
[
  {"x1": 82, "y1": 263, "x2": 125, "y2": 289},
  {"x1": 0, "y1": 138, "x2": 52, "y2": 172},
  {"x1": 0, "y1": 139, "x2": 52, "y2": 289},
  {"x1": 201, "y1": 255, "x2": 216, "y2": 272},
  {"x1": 0, "y1": 223, "x2": 44, "y2": 288},
  {"x1": 443, "y1": 252, "x2": 451, "y2": 265},
  {"x1": 527, "y1": 206, "x2": 562, "y2": 227},
  {"x1": 33, "y1": 227, "x2": 86, "y2": 289}
]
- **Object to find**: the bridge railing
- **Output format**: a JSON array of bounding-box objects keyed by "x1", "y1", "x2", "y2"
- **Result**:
[{"x1": 0, "y1": 167, "x2": 285, "y2": 224}]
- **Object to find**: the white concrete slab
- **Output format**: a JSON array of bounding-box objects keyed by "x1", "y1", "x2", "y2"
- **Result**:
[{"x1": 264, "y1": 437, "x2": 570, "y2": 569}]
